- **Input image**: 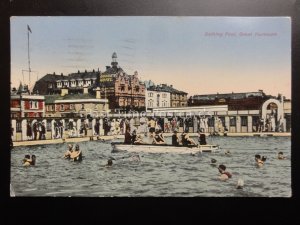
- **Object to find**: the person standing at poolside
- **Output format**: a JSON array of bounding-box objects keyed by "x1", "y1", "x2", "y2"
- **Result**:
[
  {"x1": 148, "y1": 118, "x2": 156, "y2": 137},
  {"x1": 172, "y1": 130, "x2": 180, "y2": 146}
]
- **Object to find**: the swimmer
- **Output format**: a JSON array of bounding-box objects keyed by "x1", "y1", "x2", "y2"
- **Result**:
[
  {"x1": 210, "y1": 158, "x2": 217, "y2": 166},
  {"x1": 255, "y1": 154, "x2": 266, "y2": 167},
  {"x1": 63, "y1": 144, "x2": 73, "y2": 159},
  {"x1": 105, "y1": 159, "x2": 113, "y2": 167},
  {"x1": 131, "y1": 154, "x2": 141, "y2": 162},
  {"x1": 70, "y1": 144, "x2": 82, "y2": 162},
  {"x1": 236, "y1": 178, "x2": 244, "y2": 189},
  {"x1": 224, "y1": 150, "x2": 231, "y2": 156},
  {"x1": 22, "y1": 155, "x2": 31, "y2": 166},
  {"x1": 22, "y1": 154, "x2": 36, "y2": 166},
  {"x1": 218, "y1": 164, "x2": 232, "y2": 181},
  {"x1": 278, "y1": 152, "x2": 287, "y2": 160}
]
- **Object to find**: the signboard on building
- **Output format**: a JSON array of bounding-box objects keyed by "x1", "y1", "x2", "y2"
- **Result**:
[{"x1": 100, "y1": 74, "x2": 114, "y2": 83}]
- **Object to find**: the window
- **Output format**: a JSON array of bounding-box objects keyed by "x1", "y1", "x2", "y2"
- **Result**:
[
  {"x1": 48, "y1": 83, "x2": 53, "y2": 88},
  {"x1": 241, "y1": 116, "x2": 248, "y2": 126},
  {"x1": 60, "y1": 104, "x2": 64, "y2": 111},
  {"x1": 230, "y1": 117, "x2": 236, "y2": 126},
  {"x1": 57, "y1": 82, "x2": 62, "y2": 87},
  {"x1": 70, "y1": 104, "x2": 74, "y2": 110},
  {"x1": 121, "y1": 85, "x2": 125, "y2": 91},
  {"x1": 81, "y1": 104, "x2": 85, "y2": 110},
  {"x1": 30, "y1": 101, "x2": 38, "y2": 109},
  {"x1": 135, "y1": 86, "x2": 140, "y2": 92}
]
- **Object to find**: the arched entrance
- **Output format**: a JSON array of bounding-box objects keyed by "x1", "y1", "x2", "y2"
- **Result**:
[
  {"x1": 261, "y1": 99, "x2": 283, "y2": 121},
  {"x1": 261, "y1": 99, "x2": 284, "y2": 132}
]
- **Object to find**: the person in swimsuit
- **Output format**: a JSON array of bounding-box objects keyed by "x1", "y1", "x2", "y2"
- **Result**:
[
  {"x1": 198, "y1": 131, "x2": 207, "y2": 145},
  {"x1": 172, "y1": 130, "x2": 180, "y2": 146},
  {"x1": 153, "y1": 130, "x2": 166, "y2": 144},
  {"x1": 218, "y1": 164, "x2": 232, "y2": 181},
  {"x1": 255, "y1": 154, "x2": 266, "y2": 167},
  {"x1": 70, "y1": 144, "x2": 82, "y2": 162},
  {"x1": 23, "y1": 154, "x2": 36, "y2": 166},
  {"x1": 278, "y1": 152, "x2": 287, "y2": 160},
  {"x1": 63, "y1": 144, "x2": 73, "y2": 159},
  {"x1": 181, "y1": 131, "x2": 196, "y2": 146}
]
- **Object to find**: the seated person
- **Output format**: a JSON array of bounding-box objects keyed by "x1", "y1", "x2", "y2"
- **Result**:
[
  {"x1": 278, "y1": 152, "x2": 287, "y2": 160},
  {"x1": 131, "y1": 130, "x2": 144, "y2": 144},
  {"x1": 218, "y1": 164, "x2": 232, "y2": 181},
  {"x1": 63, "y1": 144, "x2": 73, "y2": 159},
  {"x1": 23, "y1": 154, "x2": 36, "y2": 166},
  {"x1": 70, "y1": 144, "x2": 82, "y2": 162},
  {"x1": 153, "y1": 130, "x2": 166, "y2": 144},
  {"x1": 134, "y1": 134, "x2": 144, "y2": 144},
  {"x1": 124, "y1": 128, "x2": 132, "y2": 144},
  {"x1": 172, "y1": 130, "x2": 180, "y2": 146},
  {"x1": 198, "y1": 132, "x2": 207, "y2": 145},
  {"x1": 181, "y1": 132, "x2": 197, "y2": 146}
]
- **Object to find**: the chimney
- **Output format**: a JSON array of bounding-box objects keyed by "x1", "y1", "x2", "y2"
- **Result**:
[
  {"x1": 61, "y1": 87, "x2": 68, "y2": 96},
  {"x1": 96, "y1": 87, "x2": 101, "y2": 99},
  {"x1": 170, "y1": 85, "x2": 173, "y2": 88}
]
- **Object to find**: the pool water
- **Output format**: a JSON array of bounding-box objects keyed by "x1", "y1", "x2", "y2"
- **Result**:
[{"x1": 10, "y1": 136, "x2": 291, "y2": 197}]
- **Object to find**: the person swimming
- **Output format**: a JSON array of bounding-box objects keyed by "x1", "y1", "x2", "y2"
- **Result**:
[
  {"x1": 70, "y1": 144, "x2": 82, "y2": 162},
  {"x1": 278, "y1": 152, "x2": 287, "y2": 160},
  {"x1": 255, "y1": 154, "x2": 266, "y2": 167},
  {"x1": 105, "y1": 159, "x2": 113, "y2": 167},
  {"x1": 131, "y1": 154, "x2": 141, "y2": 162},
  {"x1": 210, "y1": 158, "x2": 217, "y2": 167},
  {"x1": 224, "y1": 150, "x2": 231, "y2": 156},
  {"x1": 218, "y1": 164, "x2": 232, "y2": 181},
  {"x1": 22, "y1": 154, "x2": 36, "y2": 166},
  {"x1": 63, "y1": 144, "x2": 73, "y2": 159}
]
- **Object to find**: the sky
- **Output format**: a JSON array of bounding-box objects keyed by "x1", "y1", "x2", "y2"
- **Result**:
[{"x1": 11, "y1": 16, "x2": 291, "y2": 98}]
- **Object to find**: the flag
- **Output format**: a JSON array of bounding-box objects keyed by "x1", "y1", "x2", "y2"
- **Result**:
[{"x1": 27, "y1": 25, "x2": 32, "y2": 33}]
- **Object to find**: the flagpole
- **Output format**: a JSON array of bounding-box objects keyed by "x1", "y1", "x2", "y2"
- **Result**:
[{"x1": 27, "y1": 25, "x2": 31, "y2": 93}]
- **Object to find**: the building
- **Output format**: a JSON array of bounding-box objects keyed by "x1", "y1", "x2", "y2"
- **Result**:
[
  {"x1": 184, "y1": 90, "x2": 291, "y2": 132},
  {"x1": 99, "y1": 52, "x2": 146, "y2": 112},
  {"x1": 11, "y1": 83, "x2": 45, "y2": 119},
  {"x1": 32, "y1": 70, "x2": 100, "y2": 95},
  {"x1": 145, "y1": 83, "x2": 188, "y2": 110},
  {"x1": 145, "y1": 85, "x2": 171, "y2": 111},
  {"x1": 44, "y1": 86, "x2": 109, "y2": 118}
]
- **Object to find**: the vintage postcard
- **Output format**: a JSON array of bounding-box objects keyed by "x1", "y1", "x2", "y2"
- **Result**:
[{"x1": 10, "y1": 16, "x2": 291, "y2": 197}]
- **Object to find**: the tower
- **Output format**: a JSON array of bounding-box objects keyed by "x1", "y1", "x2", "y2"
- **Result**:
[{"x1": 111, "y1": 52, "x2": 118, "y2": 68}]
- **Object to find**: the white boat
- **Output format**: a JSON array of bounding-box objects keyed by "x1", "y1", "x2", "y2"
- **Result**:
[{"x1": 111, "y1": 143, "x2": 220, "y2": 154}]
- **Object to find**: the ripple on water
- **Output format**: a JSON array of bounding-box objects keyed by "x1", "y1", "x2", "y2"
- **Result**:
[{"x1": 11, "y1": 136, "x2": 291, "y2": 197}]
